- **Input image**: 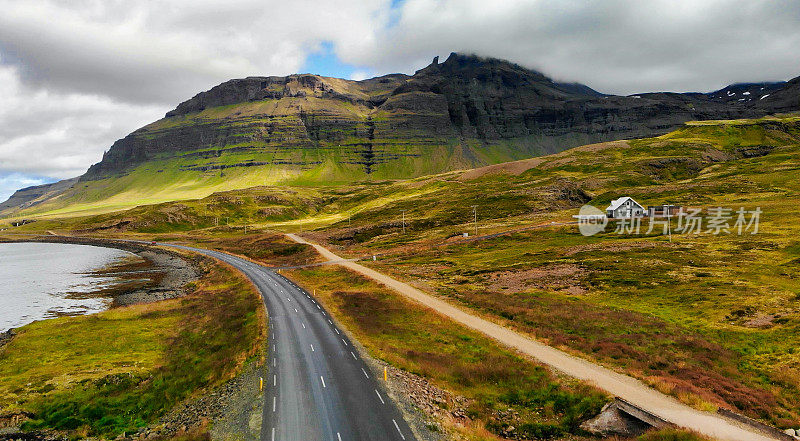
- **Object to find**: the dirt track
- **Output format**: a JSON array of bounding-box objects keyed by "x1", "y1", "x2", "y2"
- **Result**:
[{"x1": 287, "y1": 233, "x2": 784, "y2": 441}]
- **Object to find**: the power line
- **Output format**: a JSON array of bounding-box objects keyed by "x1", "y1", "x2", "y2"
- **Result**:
[{"x1": 471, "y1": 205, "x2": 478, "y2": 237}]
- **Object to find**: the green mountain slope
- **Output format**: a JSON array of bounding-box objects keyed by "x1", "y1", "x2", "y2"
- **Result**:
[
  {"x1": 20, "y1": 114, "x2": 800, "y2": 236},
  {"x1": 11, "y1": 115, "x2": 800, "y2": 429},
  {"x1": 4, "y1": 53, "x2": 799, "y2": 218}
]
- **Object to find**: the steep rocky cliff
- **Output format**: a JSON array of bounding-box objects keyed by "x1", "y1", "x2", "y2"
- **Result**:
[
  {"x1": 3, "y1": 52, "x2": 798, "y2": 216},
  {"x1": 84, "y1": 53, "x2": 795, "y2": 181}
]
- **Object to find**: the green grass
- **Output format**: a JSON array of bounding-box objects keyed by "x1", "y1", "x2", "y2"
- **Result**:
[
  {"x1": 637, "y1": 428, "x2": 710, "y2": 441},
  {"x1": 0, "y1": 254, "x2": 265, "y2": 437},
  {"x1": 6, "y1": 114, "x2": 800, "y2": 430}
]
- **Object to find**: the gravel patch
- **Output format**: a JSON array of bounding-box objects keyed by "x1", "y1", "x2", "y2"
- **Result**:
[
  {"x1": 129, "y1": 352, "x2": 265, "y2": 441},
  {"x1": 113, "y1": 250, "x2": 198, "y2": 306}
]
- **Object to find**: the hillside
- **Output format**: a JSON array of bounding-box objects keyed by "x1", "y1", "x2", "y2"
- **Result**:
[
  {"x1": 36, "y1": 114, "x2": 798, "y2": 235},
  {"x1": 13, "y1": 114, "x2": 800, "y2": 432},
  {"x1": 3, "y1": 52, "x2": 799, "y2": 218}
]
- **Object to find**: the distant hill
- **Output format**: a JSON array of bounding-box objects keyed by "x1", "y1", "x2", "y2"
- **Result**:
[
  {"x1": 705, "y1": 81, "x2": 786, "y2": 103},
  {"x1": 3, "y1": 52, "x2": 799, "y2": 217}
]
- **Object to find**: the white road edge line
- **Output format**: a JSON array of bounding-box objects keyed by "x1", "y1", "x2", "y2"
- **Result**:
[
  {"x1": 350, "y1": 351, "x2": 356, "y2": 359},
  {"x1": 341, "y1": 338, "x2": 348, "y2": 346},
  {"x1": 335, "y1": 329, "x2": 340, "y2": 335},
  {"x1": 361, "y1": 368, "x2": 369, "y2": 378},
  {"x1": 392, "y1": 419, "x2": 405, "y2": 440},
  {"x1": 375, "y1": 389, "x2": 385, "y2": 404}
]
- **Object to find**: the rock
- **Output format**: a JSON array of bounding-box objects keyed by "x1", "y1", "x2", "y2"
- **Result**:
[
  {"x1": 581, "y1": 399, "x2": 671, "y2": 437},
  {"x1": 784, "y1": 428, "x2": 796, "y2": 436},
  {"x1": 78, "y1": 54, "x2": 797, "y2": 182},
  {"x1": 0, "y1": 329, "x2": 16, "y2": 349}
]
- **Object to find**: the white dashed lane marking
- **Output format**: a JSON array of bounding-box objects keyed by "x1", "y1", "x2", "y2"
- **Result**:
[
  {"x1": 393, "y1": 420, "x2": 406, "y2": 440},
  {"x1": 375, "y1": 389, "x2": 385, "y2": 404}
]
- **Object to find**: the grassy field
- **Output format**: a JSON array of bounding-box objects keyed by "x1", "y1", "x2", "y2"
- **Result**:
[
  {"x1": 308, "y1": 116, "x2": 800, "y2": 427},
  {"x1": 307, "y1": 116, "x2": 800, "y2": 427},
  {"x1": 4, "y1": 114, "x2": 800, "y2": 433},
  {"x1": 0, "y1": 252, "x2": 265, "y2": 438}
]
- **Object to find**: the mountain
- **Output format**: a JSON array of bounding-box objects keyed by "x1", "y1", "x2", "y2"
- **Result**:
[
  {"x1": 0, "y1": 178, "x2": 78, "y2": 213},
  {"x1": 705, "y1": 81, "x2": 787, "y2": 104},
  {"x1": 754, "y1": 75, "x2": 800, "y2": 112},
  {"x1": 3, "y1": 52, "x2": 799, "y2": 217}
]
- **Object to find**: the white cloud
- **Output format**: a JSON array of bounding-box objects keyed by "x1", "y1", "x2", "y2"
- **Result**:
[
  {"x1": 350, "y1": 70, "x2": 373, "y2": 81},
  {"x1": 0, "y1": 62, "x2": 165, "y2": 178},
  {"x1": 1, "y1": 0, "x2": 800, "y2": 198},
  {"x1": 0, "y1": 0, "x2": 391, "y2": 104},
  {"x1": 344, "y1": 0, "x2": 800, "y2": 94}
]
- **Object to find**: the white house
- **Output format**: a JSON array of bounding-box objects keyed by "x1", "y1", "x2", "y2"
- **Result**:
[{"x1": 606, "y1": 197, "x2": 645, "y2": 218}]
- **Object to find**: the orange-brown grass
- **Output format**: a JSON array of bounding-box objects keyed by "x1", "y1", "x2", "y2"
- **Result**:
[
  {"x1": 156, "y1": 231, "x2": 322, "y2": 267},
  {"x1": 636, "y1": 428, "x2": 710, "y2": 441},
  {"x1": 367, "y1": 227, "x2": 800, "y2": 427},
  {"x1": 286, "y1": 265, "x2": 606, "y2": 440}
]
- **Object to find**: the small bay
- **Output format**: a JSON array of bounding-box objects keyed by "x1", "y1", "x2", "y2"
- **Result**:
[{"x1": 0, "y1": 242, "x2": 133, "y2": 331}]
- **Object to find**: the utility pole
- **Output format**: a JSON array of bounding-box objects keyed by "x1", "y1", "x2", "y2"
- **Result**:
[
  {"x1": 472, "y1": 205, "x2": 478, "y2": 237},
  {"x1": 401, "y1": 210, "x2": 406, "y2": 235},
  {"x1": 667, "y1": 204, "x2": 673, "y2": 243}
]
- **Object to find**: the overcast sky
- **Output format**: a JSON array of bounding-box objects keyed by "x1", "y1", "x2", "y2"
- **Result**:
[{"x1": 1, "y1": 0, "x2": 799, "y2": 201}]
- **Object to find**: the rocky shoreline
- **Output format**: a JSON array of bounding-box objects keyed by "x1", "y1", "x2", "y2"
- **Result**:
[
  {"x1": 0, "y1": 236, "x2": 198, "y2": 309},
  {"x1": 108, "y1": 250, "x2": 197, "y2": 307}
]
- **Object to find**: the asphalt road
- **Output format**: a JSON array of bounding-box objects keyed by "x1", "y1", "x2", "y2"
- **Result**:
[{"x1": 169, "y1": 245, "x2": 417, "y2": 441}]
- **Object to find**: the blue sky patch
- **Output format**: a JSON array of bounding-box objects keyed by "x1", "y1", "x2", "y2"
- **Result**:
[{"x1": 301, "y1": 41, "x2": 363, "y2": 79}]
